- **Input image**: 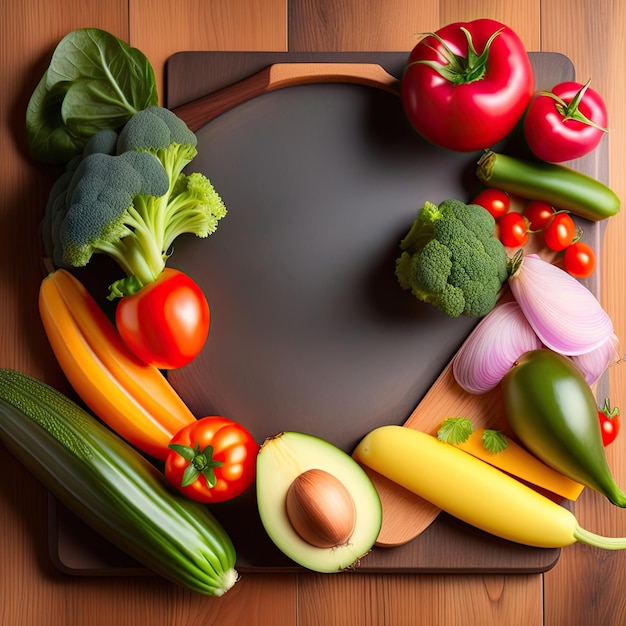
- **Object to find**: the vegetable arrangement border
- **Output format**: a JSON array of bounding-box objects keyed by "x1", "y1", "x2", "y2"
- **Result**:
[{"x1": 45, "y1": 48, "x2": 609, "y2": 576}]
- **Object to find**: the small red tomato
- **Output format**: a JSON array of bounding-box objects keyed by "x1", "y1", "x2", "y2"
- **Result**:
[
  {"x1": 542, "y1": 212, "x2": 578, "y2": 251},
  {"x1": 472, "y1": 188, "x2": 510, "y2": 220},
  {"x1": 497, "y1": 212, "x2": 529, "y2": 248},
  {"x1": 165, "y1": 416, "x2": 259, "y2": 503},
  {"x1": 563, "y1": 241, "x2": 596, "y2": 278},
  {"x1": 522, "y1": 200, "x2": 555, "y2": 231},
  {"x1": 116, "y1": 268, "x2": 210, "y2": 370},
  {"x1": 598, "y1": 399, "x2": 620, "y2": 447},
  {"x1": 523, "y1": 79, "x2": 608, "y2": 162}
]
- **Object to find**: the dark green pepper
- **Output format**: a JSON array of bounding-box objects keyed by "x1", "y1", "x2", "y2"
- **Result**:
[{"x1": 501, "y1": 349, "x2": 626, "y2": 506}]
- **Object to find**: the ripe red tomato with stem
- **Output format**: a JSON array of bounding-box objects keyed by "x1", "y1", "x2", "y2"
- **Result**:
[
  {"x1": 598, "y1": 398, "x2": 620, "y2": 447},
  {"x1": 472, "y1": 188, "x2": 510, "y2": 220},
  {"x1": 401, "y1": 19, "x2": 534, "y2": 151},
  {"x1": 563, "y1": 241, "x2": 596, "y2": 278},
  {"x1": 165, "y1": 416, "x2": 259, "y2": 503},
  {"x1": 543, "y1": 212, "x2": 579, "y2": 251},
  {"x1": 522, "y1": 200, "x2": 555, "y2": 231},
  {"x1": 497, "y1": 212, "x2": 529, "y2": 248},
  {"x1": 116, "y1": 268, "x2": 210, "y2": 370},
  {"x1": 523, "y1": 79, "x2": 608, "y2": 162}
]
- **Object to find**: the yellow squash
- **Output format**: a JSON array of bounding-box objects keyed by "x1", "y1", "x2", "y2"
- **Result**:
[
  {"x1": 39, "y1": 269, "x2": 196, "y2": 460},
  {"x1": 353, "y1": 425, "x2": 626, "y2": 550}
]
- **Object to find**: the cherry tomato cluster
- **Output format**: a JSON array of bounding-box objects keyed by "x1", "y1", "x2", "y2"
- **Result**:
[{"x1": 472, "y1": 190, "x2": 597, "y2": 279}]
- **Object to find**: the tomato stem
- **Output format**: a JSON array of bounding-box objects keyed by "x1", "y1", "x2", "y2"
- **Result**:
[
  {"x1": 409, "y1": 27, "x2": 503, "y2": 85},
  {"x1": 169, "y1": 442, "x2": 224, "y2": 488},
  {"x1": 538, "y1": 79, "x2": 608, "y2": 132},
  {"x1": 602, "y1": 397, "x2": 620, "y2": 420}
]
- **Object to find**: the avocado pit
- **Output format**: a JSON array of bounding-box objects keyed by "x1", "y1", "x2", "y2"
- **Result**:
[{"x1": 286, "y1": 468, "x2": 356, "y2": 548}]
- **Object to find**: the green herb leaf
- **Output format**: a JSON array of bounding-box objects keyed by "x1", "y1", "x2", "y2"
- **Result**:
[
  {"x1": 437, "y1": 417, "x2": 474, "y2": 444},
  {"x1": 26, "y1": 28, "x2": 158, "y2": 164},
  {"x1": 481, "y1": 429, "x2": 509, "y2": 454}
]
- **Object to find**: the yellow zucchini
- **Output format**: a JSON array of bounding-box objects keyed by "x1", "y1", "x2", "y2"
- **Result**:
[{"x1": 353, "y1": 425, "x2": 626, "y2": 550}]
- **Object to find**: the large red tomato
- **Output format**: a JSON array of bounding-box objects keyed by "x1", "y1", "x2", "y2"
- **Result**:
[
  {"x1": 165, "y1": 416, "x2": 259, "y2": 504},
  {"x1": 115, "y1": 268, "x2": 210, "y2": 370},
  {"x1": 401, "y1": 19, "x2": 534, "y2": 152}
]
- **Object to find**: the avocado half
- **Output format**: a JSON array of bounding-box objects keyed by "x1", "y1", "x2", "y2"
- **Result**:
[{"x1": 256, "y1": 431, "x2": 382, "y2": 573}]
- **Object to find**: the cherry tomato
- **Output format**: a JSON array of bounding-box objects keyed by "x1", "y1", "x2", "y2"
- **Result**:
[
  {"x1": 116, "y1": 268, "x2": 210, "y2": 370},
  {"x1": 523, "y1": 80, "x2": 608, "y2": 162},
  {"x1": 472, "y1": 189, "x2": 510, "y2": 220},
  {"x1": 542, "y1": 212, "x2": 578, "y2": 251},
  {"x1": 165, "y1": 416, "x2": 259, "y2": 503},
  {"x1": 522, "y1": 200, "x2": 555, "y2": 231},
  {"x1": 497, "y1": 212, "x2": 529, "y2": 248},
  {"x1": 598, "y1": 399, "x2": 620, "y2": 447},
  {"x1": 563, "y1": 241, "x2": 596, "y2": 278},
  {"x1": 401, "y1": 19, "x2": 534, "y2": 151}
]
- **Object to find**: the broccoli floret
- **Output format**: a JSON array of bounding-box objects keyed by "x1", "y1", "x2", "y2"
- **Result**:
[
  {"x1": 41, "y1": 106, "x2": 227, "y2": 298},
  {"x1": 116, "y1": 106, "x2": 198, "y2": 187},
  {"x1": 41, "y1": 154, "x2": 82, "y2": 267},
  {"x1": 117, "y1": 106, "x2": 197, "y2": 153},
  {"x1": 40, "y1": 131, "x2": 121, "y2": 267},
  {"x1": 60, "y1": 150, "x2": 170, "y2": 268},
  {"x1": 395, "y1": 199, "x2": 510, "y2": 318},
  {"x1": 83, "y1": 128, "x2": 119, "y2": 157},
  {"x1": 442, "y1": 199, "x2": 495, "y2": 242}
]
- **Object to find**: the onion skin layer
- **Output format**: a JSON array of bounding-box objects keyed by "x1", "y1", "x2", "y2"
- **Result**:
[
  {"x1": 509, "y1": 254, "x2": 614, "y2": 356},
  {"x1": 452, "y1": 301, "x2": 542, "y2": 394}
]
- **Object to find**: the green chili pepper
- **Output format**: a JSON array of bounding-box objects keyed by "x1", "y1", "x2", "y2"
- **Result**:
[{"x1": 501, "y1": 349, "x2": 626, "y2": 506}]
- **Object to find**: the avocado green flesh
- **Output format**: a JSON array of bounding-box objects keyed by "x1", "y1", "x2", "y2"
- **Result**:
[{"x1": 256, "y1": 431, "x2": 382, "y2": 573}]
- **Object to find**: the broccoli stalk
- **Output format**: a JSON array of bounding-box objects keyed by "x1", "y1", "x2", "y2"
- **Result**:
[
  {"x1": 397, "y1": 200, "x2": 442, "y2": 253},
  {"x1": 42, "y1": 106, "x2": 227, "y2": 298},
  {"x1": 395, "y1": 199, "x2": 510, "y2": 318}
]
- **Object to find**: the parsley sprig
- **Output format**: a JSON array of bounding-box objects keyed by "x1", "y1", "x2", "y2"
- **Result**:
[{"x1": 436, "y1": 417, "x2": 508, "y2": 454}]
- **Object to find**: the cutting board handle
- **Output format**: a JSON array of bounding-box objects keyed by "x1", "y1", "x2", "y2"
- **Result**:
[{"x1": 173, "y1": 63, "x2": 401, "y2": 131}]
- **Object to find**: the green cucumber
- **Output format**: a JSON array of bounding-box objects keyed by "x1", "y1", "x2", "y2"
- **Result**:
[
  {"x1": 0, "y1": 369, "x2": 238, "y2": 596},
  {"x1": 476, "y1": 150, "x2": 620, "y2": 221}
]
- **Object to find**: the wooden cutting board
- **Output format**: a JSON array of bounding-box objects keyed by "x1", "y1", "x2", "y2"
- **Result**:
[{"x1": 49, "y1": 50, "x2": 607, "y2": 576}]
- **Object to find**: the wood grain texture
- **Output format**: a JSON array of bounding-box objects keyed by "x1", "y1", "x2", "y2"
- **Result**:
[
  {"x1": 130, "y1": 0, "x2": 288, "y2": 101},
  {"x1": 1, "y1": 0, "x2": 626, "y2": 624},
  {"x1": 441, "y1": 0, "x2": 540, "y2": 51},
  {"x1": 298, "y1": 573, "x2": 543, "y2": 626},
  {"x1": 289, "y1": 0, "x2": 439, "y2": 51},
  {"x1": 539, "y1": 2, "x2": 626, "y2": 625}
]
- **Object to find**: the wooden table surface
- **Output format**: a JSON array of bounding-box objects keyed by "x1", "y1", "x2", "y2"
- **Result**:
[{"x1": 2, "y1": 1, "x2": 626, "y2": 624}]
